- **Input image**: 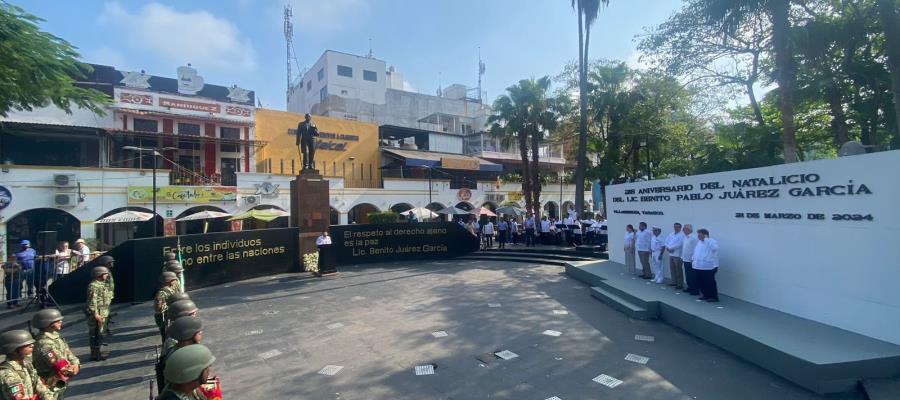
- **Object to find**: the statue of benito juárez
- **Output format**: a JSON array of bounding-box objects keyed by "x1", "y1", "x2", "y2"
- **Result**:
[{"x1": 296, "y1": 113, "x2": 320, "y2": 171}]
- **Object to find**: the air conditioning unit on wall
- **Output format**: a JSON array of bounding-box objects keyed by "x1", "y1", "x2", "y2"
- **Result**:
[
  {"x1": 54, "y1": 193, "x2": 78, "y2": 207},
  {"x1": 53, "y1": 174, "x2": 77, "y2": 188},
  {"x1": 244, "y1": 195, "x2": 260, "y2": 205}
]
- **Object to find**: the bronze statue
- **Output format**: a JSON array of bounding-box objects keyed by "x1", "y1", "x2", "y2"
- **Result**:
[{"x1": 296, "y1": 113, "x2": 319, "y2": 170}]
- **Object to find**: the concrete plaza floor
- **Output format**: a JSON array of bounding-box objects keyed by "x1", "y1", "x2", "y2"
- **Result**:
[{"x1": 59, "y1": 259, "x2": 861, "y2": 399}]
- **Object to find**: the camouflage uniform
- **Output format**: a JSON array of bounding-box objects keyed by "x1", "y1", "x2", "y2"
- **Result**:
[
  {"x1": 156, "y1": 387, "x2": 208, "y2": 400},
  {"x1": 33, "y1": 331, "x2": 79, "y2": 399},
  {"x1": 154, "y1": 286, "x2": 179, "y2": 340},
  {"x1": 85, "y1": 280, "x2": 112, "y2": 357},
  {"x1": 0, "y1": 360, "x2": 50, "y2": 400}
]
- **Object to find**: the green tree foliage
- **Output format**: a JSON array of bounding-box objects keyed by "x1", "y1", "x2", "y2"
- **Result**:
[
  {"x1": 487, "y1": 77, "x2": 567, "y2": 216},
  {"x1": 0, "y1": 2, "x2": 109, "y2": 117}
]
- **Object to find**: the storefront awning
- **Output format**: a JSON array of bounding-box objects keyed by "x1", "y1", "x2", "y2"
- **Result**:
[{"x1": 382, "y1": 148, "x2": 502, "y2": 172}]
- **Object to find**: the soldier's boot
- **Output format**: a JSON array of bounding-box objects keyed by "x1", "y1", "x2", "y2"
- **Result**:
[{"x1": 90, "y1": 347, "x2": 100, "y2": 361}]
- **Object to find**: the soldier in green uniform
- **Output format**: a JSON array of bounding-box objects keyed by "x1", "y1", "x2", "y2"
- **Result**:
[
  {"x1": 95, "y1": 256, "x2": 115, "y2": 336},
  {"x1": 164, "y1": 261, "x2": 184, "y2": 294},
  {"x1": 0, "y1": 329, "x2": 51, "y2": 400},
  {"x1": 85, "y1": 266, "x2": 112, "y2": 361},
  {"x1": 31, "y1": 309, "x2": 79, "y2": 399},
  {"x1": 164, "y1": 300, "x2": 199, "y2": 328},
  {"x1": 159, "y1": 345, "x2": 220, "y2": 400},
  {"x1": 154, "y1": 272, "x2": 180, "y2": 342},
  {"x1": 155, "y1": 316, "x2": 202, "y2": 394}
]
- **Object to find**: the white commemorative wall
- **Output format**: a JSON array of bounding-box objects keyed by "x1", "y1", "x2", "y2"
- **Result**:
[{"x1": 605, "y1": 150, "x2": 900, "y2": 345}]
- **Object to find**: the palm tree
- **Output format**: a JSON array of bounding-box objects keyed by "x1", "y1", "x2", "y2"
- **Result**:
[
  {"x1": 571, "y1": 0, "x2": 609, "y2": 215},
  {"x1": 700, "y1": 0, "x2": 799, "y2": 163},
  {"x1": 488, "y1": 77, "x2": 560, "y2": 217},
  {"x1": 488, "y1": 85, "x2": 533, "y2": 213}
]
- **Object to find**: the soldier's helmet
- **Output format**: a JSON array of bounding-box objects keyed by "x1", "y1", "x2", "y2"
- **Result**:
[
  {"x1": 160, "y1": 271, "x2": 178, "y2": 283},
  {"x1": 164, "y1": 344, "x2": 215, "y2": 384},
  {"x1": 167, "y1": 316, "x2": 203, "y2": 341},
  {"x1": 166, "y1": 300, "x2": 199, "y2": 319},
  {"x1": 91, "y1": 266, "x2": 110, "y2": 278},
  {"x1": 0, "y1": 330, "x2": 35, "y2": 355},
  {"x1": 96, "y1": 255, "x2": 115, "y2": 266},
  {"x1": 31, "y1": 309, "x2": 64, "y2": 330},
  {"x1": 164, "y1": 252, "x2": 178, "y2": 261},
  {"x1": 165, "y1": 260, "x2": 184, "y2": 273},
  {"x1": 167, "y1": 292, "x2": 190, "y2": 304}
]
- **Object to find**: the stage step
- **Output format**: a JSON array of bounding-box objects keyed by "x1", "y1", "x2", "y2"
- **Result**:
[
  {"x1": 455, "y1": 255, "x2": 568, "y2": 266},
  {"x1": 568, "y1": 260, "x2": 900, "y2": 395},
  {"x1": 480, "y1": 251, "x2": 597, "y2": 262},
  {"x1": 590, "y1": 286, "x2": 656, "y2": 320},
  {"x1": 861, "y1": 377, "x2": 900, "y2": 400}
]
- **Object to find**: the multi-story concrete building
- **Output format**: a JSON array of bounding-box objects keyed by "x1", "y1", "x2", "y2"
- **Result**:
[{"x1": 0, "y1": 64, "x2": 278, "y2": 254}]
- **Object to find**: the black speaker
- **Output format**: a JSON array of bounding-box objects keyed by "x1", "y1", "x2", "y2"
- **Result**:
[{"x1": 35, "y1": 231, "x2": 58, "y2": 256}]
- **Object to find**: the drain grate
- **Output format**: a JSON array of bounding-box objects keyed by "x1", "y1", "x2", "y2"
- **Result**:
[{"x1": 592, "y1": 374, "x2": 623, "y2": 388}]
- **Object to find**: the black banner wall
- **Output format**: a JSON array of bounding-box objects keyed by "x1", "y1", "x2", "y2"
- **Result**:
[
  {"x1": 329, "y1": 222, "x2": 479, "y2": 265},
  {"x1": 49, "y1": 228, "x2": 300, "y2": 304}
]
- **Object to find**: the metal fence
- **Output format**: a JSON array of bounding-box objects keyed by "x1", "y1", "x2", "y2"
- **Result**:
[{"x1": 2, "y1": 253, "x2": 89, "y2": 309}]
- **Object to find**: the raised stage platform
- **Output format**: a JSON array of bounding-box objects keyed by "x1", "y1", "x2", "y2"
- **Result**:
[{"x1": 565, "y1": 260, "x2": 900, "y2": 395}]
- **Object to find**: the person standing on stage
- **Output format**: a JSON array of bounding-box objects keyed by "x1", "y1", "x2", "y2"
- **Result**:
[
  {"x1": 680, "y1": 224, "x2": 700, "y2": 295},
  {"x1": 3, "y1": 256, "x2": 22, "y2": 309},
  {"x1": 651, "y1": 227, "x2": 665, "y2": 283},
  {"x1": 624, "y1": 225, "x2": 636, "y2": 275},
  {"x1": 664, "y1": 223, "x2": 686, "y2": 289},
  {"x1": 693, "y1": 228, "x2": 720, "y2": 302},
  {"x1": 72, "y1": 239, "x2": 91, "y2": 269},
  {"x1": 635, "y1": 222, "x2": 653, "y2": 279},
  {"x1": 14, "y1": 240, "x2": 36, "y2": 299}
]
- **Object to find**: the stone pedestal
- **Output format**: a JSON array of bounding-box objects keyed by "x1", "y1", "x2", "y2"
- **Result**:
[{"x1": 290, "y1": 170, "x2": 330, "y2": 271}]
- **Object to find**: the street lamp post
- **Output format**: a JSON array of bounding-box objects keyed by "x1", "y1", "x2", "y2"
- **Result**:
[{"x1": 123, "y1": 146, "x2": 175, "y2": 237}]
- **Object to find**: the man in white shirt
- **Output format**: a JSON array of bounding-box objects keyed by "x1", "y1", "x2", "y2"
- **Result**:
[
  {"x1": 72, "y1": 238, "x2": 92, "y2": 268},
  {"x1": 635, "y1": 222, "x2": 653, "y2": 279},
  {"x1": 540, "y1": 217, "x2": 551, "y2": 245},
  {"x1": 510, "y1": 219, "x2": 520, "y2": 245},
  {"x1": 623, "y1": 224, "x2": 636, "y2": 275},
  {"x1": 482, "y1": 219, "x2": 495, "y2": 249},
  {"x1": 680, "y1": 224, "x2": 700, "y2": 295},
  {"x1": 692, "y1": 228, "x2": 720, "y2": 302},
  {"x1": 664, "y1": 223, "x2": 686, "y2": 289},
  {"x1": 316, "y1": 231, "x2": 332, "y2": 246},
  {"x1": 651, "y1": 227, "x2": 665, "y2": 283}
]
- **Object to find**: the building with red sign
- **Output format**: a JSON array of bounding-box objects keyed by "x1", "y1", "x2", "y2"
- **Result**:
[{"x1": 0, "y1": 64, "x2": 275, "y2": 254}]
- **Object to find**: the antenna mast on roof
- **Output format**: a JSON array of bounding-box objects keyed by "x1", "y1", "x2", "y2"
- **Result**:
[
  {"x1": 478, "y1": 47, "x2": 485, "y2": 101},
  {"x1": 284, "y1": 4, "x2": 294, "y2": 105}
]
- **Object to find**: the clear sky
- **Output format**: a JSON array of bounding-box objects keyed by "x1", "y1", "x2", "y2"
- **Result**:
[{"x1": 15, "y1": 0, "x2": 683, "y2": 109}]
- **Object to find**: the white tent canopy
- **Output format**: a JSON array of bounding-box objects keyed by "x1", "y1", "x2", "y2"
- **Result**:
[
  {"x1": 400, "y1": 207, "x2": 438, "y2": 220},
  {"x1": 94, "y1": 210, "x2": 154, "y2": 224},
  {"x1": 175, "y1": 210, "x2": 232, "y2": 222}
]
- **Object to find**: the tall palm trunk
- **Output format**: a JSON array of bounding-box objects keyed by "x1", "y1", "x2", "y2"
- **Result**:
[
  {"x1": 518, "y1": 132, "x2": 532, "y2": 214},
  {"x1": 770, "y1": 0, "x2": 798, "y2": 163},
  {"x1": 574, "y1": 5, "x2": 589, "y2": 216},
  {"x1": 530, "y1": 125, "x2": 542, "y2": 218},
  {"x1": 876, "y1": 0, "x2": 900, "y2": 137}
]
